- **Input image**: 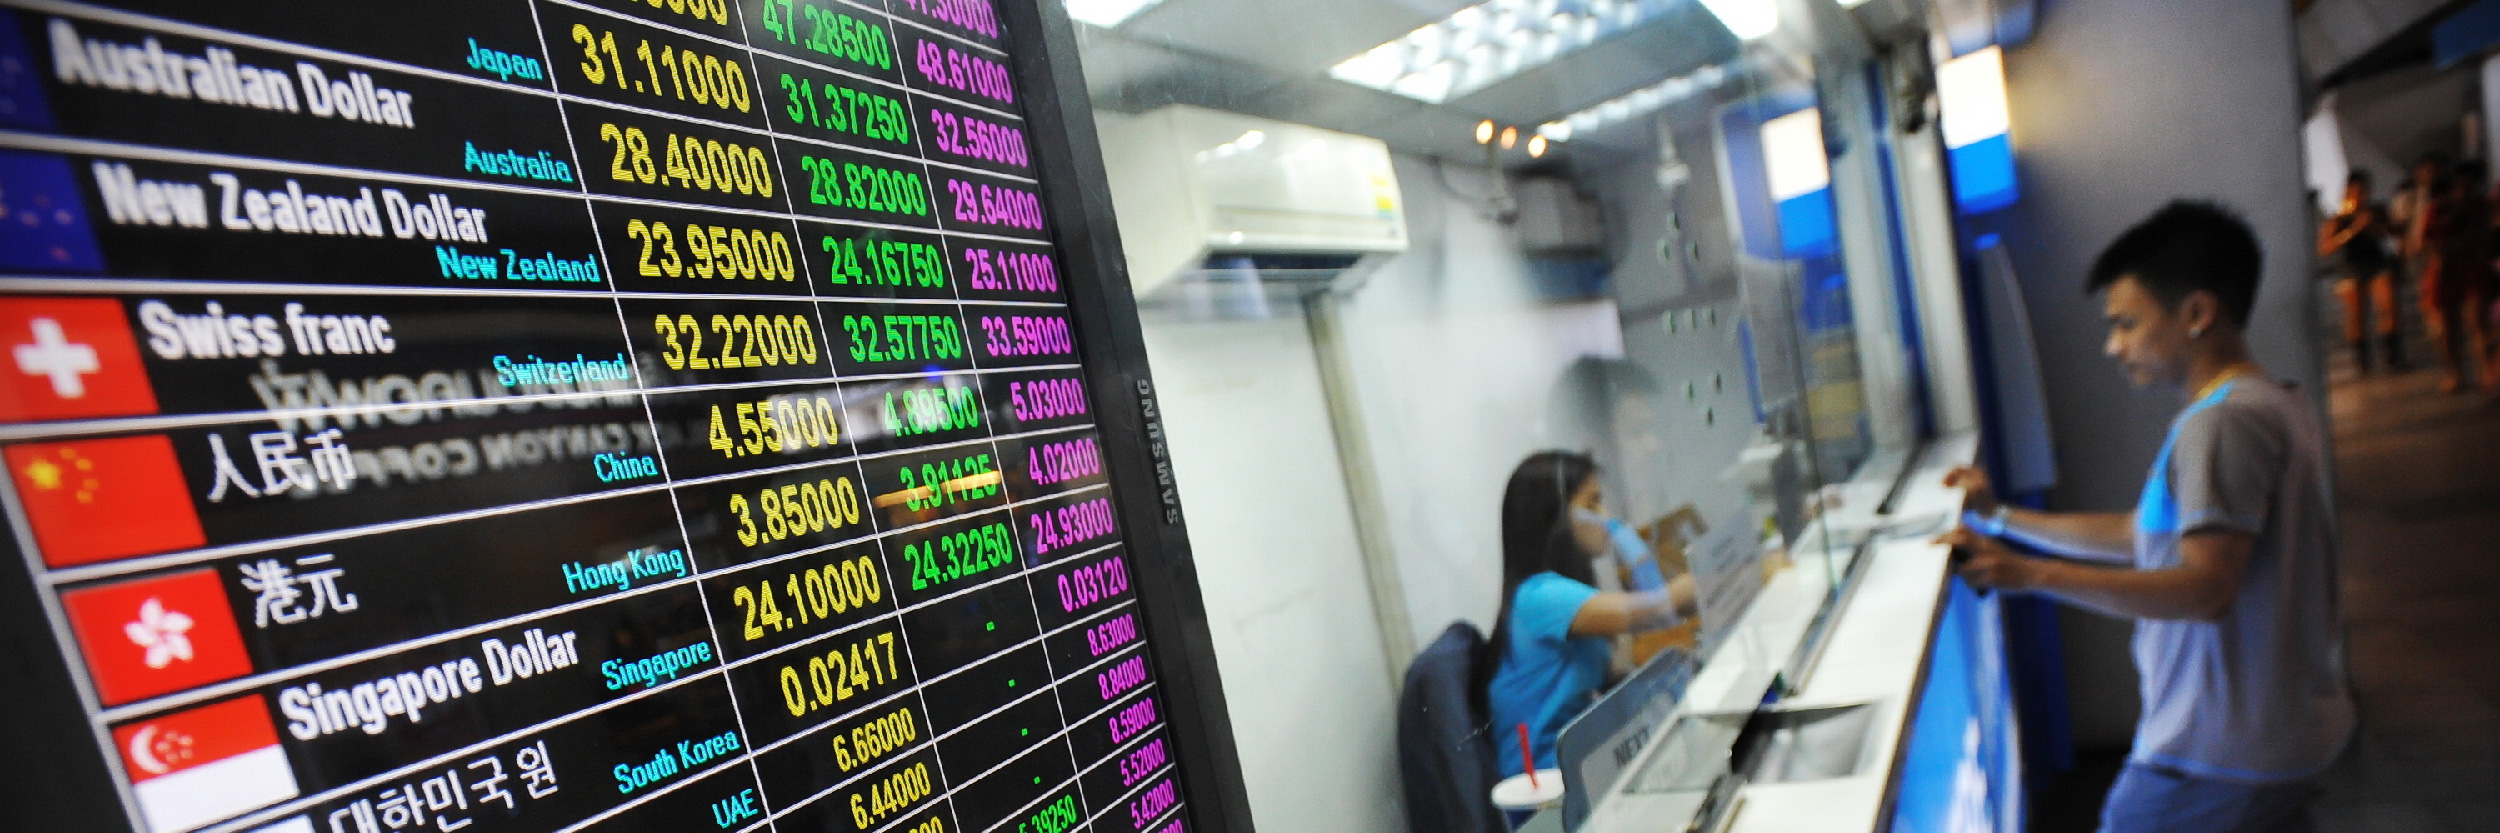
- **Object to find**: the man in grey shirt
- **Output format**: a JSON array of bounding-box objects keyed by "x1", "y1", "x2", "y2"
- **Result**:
[{"x1": 1941, "y1": 202, "x2": 2354, "y2": 832}]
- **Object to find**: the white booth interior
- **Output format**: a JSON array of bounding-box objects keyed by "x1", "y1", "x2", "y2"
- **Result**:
[{"x1": 1059, "y1": 0, "x2": 2004, "y2": 830}]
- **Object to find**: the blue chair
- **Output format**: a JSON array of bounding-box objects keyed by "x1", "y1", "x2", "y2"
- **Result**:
[{"x1": 1397, "y1": 622, "x2": 1509, "y2": 833}]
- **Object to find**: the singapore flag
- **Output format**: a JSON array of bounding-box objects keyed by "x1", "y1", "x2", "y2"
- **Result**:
[{"x1": 111, "y1": 696, "x2": 300, "y2": 833}]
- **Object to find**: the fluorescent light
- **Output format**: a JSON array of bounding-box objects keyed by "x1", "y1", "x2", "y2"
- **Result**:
[
  {"x1": 1936, "y1": 46, "x2": 2011, "y2": 150},
  {"x1": 1759, "y1": 108, "x2": 1829, "y2": 200},
  {"x1": 1330, "y1": 0, "x2": 1683, "y2": 104},
  {"x1": 1065, "y1": 0, "x2": 1164, "y2": 28},
  {"x1": 1696, "y1": 0, "x2": 1777, "y2": 40},
  {"x1": 1542, "y1": 62, "x2": 1734, "y2": 141}
]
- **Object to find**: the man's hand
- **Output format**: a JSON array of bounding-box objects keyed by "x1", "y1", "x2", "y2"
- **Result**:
[
  {"x1": 1934, "y1": 528, "x2": 2251, "y2": 621},
  {"x1": 1937, "y1": 527, "x2": 2044, "y2": 592},
  {"x1": 1943, "y1": 465, "x2": 1999, "y2": 515}
]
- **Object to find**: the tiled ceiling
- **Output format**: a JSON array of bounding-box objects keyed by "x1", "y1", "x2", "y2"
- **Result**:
[{"x1": 1071, "y1": 0, "x2": 1744, "y2": 161}]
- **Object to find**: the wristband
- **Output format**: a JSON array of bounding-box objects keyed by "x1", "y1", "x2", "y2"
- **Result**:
[
  {"x1": 1962, "y1": 505, "x2": 2009, "y2": 537},
  {"x1": 1980, "y1": 505, "x2": 2010, "y2": 537}
]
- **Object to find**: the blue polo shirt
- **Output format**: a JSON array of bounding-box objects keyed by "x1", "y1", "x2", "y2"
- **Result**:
[
  {"x1": 2132, "y1": 379, "x2": 2354, "y2": 782},
  {"x1": 1488, "y1": 572, "x2": 1609, "y2": 776}
]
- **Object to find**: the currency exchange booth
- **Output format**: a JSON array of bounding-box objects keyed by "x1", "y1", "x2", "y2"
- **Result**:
[{"x1": 0, "y1": 2, "x2": 1256, "y2": 833}]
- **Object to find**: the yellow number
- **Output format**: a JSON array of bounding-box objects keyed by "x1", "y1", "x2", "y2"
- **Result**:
[
  {"x1": 572, "y1": 24, "x2": 606, "y2": 84},
  {"x1": 627, "y1": 219, "x2": 660, "y2": 277},
  {"x1": 652, "y1": 221, "x2": 682, "y2": 276},
  {"x1": 733, "y1": 584, "x2": 762, "y2": 640},
  {"x1": 602, "y1": 124, "x2": 658, "y2": 184},
  {"x1": 709, "y1": 314, "x2": 738, "y2": 369},
  {"x1": 761, "y1": 486, "x2": 789, "y2": 541},
  {"x1": 708, "y1": 405, "x2": 734, "y2": 456},
  {"x1": 666, "y1": 132, "x2": 694, "y2": 187},
  {"x1": 679, "y1": 314, "x2": 709, "y2": 369},
  {"x1": 626, "y1": 127, "x2": 656, "y2": 183},
  {"x1": 688, "y1": 225, "x2": 714, "y2": 279},
  {"x1": 755, "y1": 579, "x2": 784, "y2": 632},
  {"x1": 655, "y1": 314, "x2": 685, "y2": 369},
  {"x1": 781, "y1": 665, "x2": 806, "y2": 715},
  {"x1": 737, "y1": 401, "x2": 764, "y2": 455},
  {"x1": 732, "y1": 493, "x2": 758, "y2": 546},
  {"x1": 755, "y1": 401, "x2": 783, "y2": 451},
  {"x1": 602, "y1": 123, "x2": 630, "y2": 182}
]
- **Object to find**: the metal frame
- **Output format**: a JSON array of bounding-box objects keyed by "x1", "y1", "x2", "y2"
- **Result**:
[
  {"x1": 998, "y1": 2, "x2": 1258, "y2": 831},
  {"x1": 0, "y1": 524, "x2": 133, "y2": 829},
  {"x1": 0, "y1": 4, "x2": 1261, "y2": 832}
]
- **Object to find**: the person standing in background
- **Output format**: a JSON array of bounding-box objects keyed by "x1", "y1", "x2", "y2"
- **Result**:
[
  {"x1": 2387, "y1": 172, "x2": 2419, "y2": 237},
  {"x1": 2318, "y1": 171, "x2": 2403, "y2": 372},
  {"x1": 2413, "y1": 160, "x2": 2497, "y2": 391},
  {"x1": 2399, "y1": 155, "x2": 2442, "y2": 378}
]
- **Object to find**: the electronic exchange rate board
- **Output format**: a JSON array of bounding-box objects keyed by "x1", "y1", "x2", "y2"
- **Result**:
[{"x1": 0, "y1": 3, "x2": 1231, "y2": 833}]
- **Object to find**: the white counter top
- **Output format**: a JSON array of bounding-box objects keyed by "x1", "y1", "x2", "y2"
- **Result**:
[
  {"x1": 1722, "y1": 538, "x2": 1951, "y2": 833},
  {"x1": 1725, "y1": 435, "x2": 1974, "y2": 833},
  {"x1": 1569, "y1": 435, "x2": 1977, "y2": 833}
]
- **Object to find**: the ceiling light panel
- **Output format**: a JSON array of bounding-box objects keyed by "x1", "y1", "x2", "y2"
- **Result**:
[
  {"x1": 1065, "y1": 0, "x2": 1167, "y2": 28},
  {"x1": 1540, "y1": 61, "x2": 1733, "y2": 141},
  {"x1": 1331, "y1": 0, "x2": 1679, "y2": 105}
]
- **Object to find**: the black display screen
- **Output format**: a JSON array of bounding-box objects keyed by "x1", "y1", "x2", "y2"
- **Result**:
[{"x1": 0, "y1": 3, "x2": 1212, "y2": 833}]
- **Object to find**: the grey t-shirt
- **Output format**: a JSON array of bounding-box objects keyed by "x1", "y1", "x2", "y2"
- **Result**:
[{"x1": 2130, "y1": 377, "x2": 2354, "y2": 782}]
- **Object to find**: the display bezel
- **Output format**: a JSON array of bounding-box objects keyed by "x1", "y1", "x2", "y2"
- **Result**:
[
  {"x1": 991, "y1": 2, "x2": 1257, "y2": 831},
  {"x1": 0, "y1": 1, "x2": 1257, "y2": 831}
]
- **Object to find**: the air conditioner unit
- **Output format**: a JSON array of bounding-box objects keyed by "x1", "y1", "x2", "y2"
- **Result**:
[{"x1": 1096, "y1": 105, "x2": 1409, "y2": 298}]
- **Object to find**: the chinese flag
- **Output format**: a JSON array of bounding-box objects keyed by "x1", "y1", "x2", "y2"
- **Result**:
[
  {"x1": 0, "y1": 297, "x2": 158, "y2": 421},
  {"x1": 62, "y1": 568, "x2": 253, "y2": 707},
  {"x1": 7, "y1": 435, "x2": 205, "y2": 568}
]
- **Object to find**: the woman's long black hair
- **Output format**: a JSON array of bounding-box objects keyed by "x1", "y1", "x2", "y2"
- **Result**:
[{"x1": 1469, "y1": 451, "x2": 1602, "y2": 718}]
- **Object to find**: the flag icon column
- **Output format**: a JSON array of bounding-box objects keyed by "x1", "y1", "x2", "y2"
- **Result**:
[
  {"x1": 7, "y1": 434, "x2": 207, "y2": 567},
  {"x1": 0, "y1": 297, "x2": 158, "y2": 421},
  {"x1": 112, "y1": 696, "x2": 301, "y2": 833},
  {"x1": 61, "y1": 567, "x2": 253, "y2": 706}
]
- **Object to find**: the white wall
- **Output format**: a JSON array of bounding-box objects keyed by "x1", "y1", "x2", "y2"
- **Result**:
[
  {"x1": 1332, "y1": 155, "x2": 1627, "y2": 652},
  {"x1": 1995, "y1": 0, "x2": 2326, "y2": 747},
  {"x1": 1579, "y1": 122, "x2": 1773, "y2": 529},
  {"x1": 1140, "y1": 144, "x2": 1650, "y2": 830},
  {"x1": 1127, "y1": 151, "x2": 1628, "y2": 833},
  {"x1": 1139, "y1": 307, "x2": 1407, "y2": 833}
]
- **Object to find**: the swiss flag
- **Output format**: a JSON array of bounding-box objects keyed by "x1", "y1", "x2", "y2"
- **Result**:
[
  {"x1": 61, "y1": 568, "x2": 253, "y2": 707},
  {"x1": 112, "y1": 696, "x2": 300, "y2": 833},
  {"x1": 7, "y1": 434, "x2": 206, "y2": 567},
  {"x1": 0, "y1": 297, "x2": 158, "y2": 421}
]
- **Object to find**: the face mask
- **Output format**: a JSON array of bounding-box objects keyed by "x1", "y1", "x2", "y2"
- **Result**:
[{"x1": 1572, "y1": 506, "x2": 1655, "y2": 567}]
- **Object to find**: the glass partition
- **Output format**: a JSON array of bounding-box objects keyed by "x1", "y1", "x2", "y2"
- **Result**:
[{"x1": 1064, "y1": 2, "x2": 1929, "y2": 829}]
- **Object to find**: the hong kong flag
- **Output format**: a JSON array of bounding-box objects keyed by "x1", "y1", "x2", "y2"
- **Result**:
[
  {"x1": 61, "y1": 568, "x2": 253, "y2": 707},
  {"x1": 112, "y1": 696, "x2": 300, "y2": 833},
  {"x1": 0, "y1": 297, "x2": 158, "y2": 421},
  {"x1": 6, "y1": 434, "x2": 205, "y2": 568}
]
